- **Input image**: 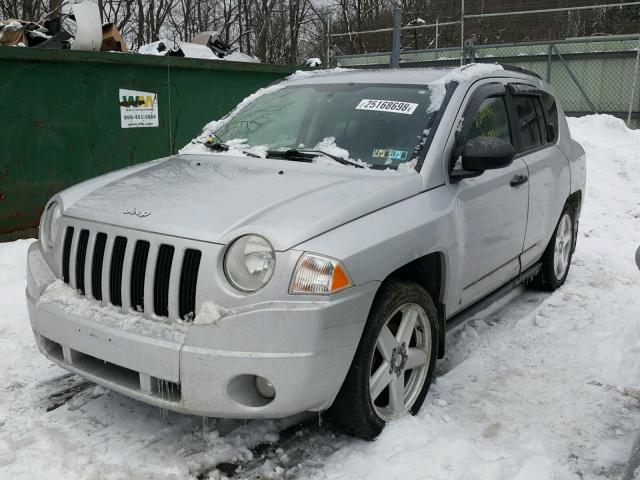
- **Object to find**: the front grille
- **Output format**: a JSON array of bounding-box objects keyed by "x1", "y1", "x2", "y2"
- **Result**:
[
  {"x1": 91, "y1": 233, "x2": 107, "y2": 301},
  {"x1": 75, "y1": 229, "x2": 89, "y2": 294},
  {"x1": 130, "y1": 240, "x2": 150, "y2": 312},
  {"x1": 179, "y1": 249, "x2": 201, "y2": 321},
  {"x1": 61, "y1": 226, "x2": 201, "y2": 321},
  {"x1": 62, "y1": 227, "x2": 74, "y2": 283},
  {"x1": 109, "y1": 236, "x2": 128, "y2": 307},
  {"x1": 154, "y1": 245, "x2": 174, "y2": 317}
]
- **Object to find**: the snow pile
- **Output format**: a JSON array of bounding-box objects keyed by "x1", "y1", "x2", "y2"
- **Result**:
[
  {"x1": 397, "y1": 158, "x2": 418, "y2": 173},
  {"x1": 311, "y1": 137, "x2": 350, "y2": 162},
  {"x1": 305, "y1": 58, "x2": 322, "y2": 68},
  {"x1": 39, "y1": 279, "x2": 188, "y2": 342},
  {"x1": 195, "y1": 301, "x2": 236, "y2": 325},
  {"x1": 308, "y1": 137, "x2": 370, "y2": 168}
]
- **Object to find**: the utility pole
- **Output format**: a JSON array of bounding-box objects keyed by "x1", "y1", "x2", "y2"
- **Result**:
[
  {"x1": 390, "y1": 8, "x2": 401, "y2": 68},
  {"x1": 460, "y1": 0, "x2": 465, "y2": 66},
  {"x1": 326, "y1": 15, "x2": 332, "y2": 69}
]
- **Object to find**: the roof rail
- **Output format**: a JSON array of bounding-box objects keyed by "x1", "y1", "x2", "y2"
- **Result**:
[{"x1": 499, "y1": 63, "x2": 543, "y2": 80}]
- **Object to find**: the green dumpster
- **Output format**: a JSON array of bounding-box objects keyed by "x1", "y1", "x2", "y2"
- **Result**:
[{"x1": 0, "y1": 47, "x2": 299, "y2": 241}]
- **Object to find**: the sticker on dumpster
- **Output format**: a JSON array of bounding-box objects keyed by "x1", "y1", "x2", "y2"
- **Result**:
[{"x1": 119, "y1": 89, "x2": 159, "y2": 128}]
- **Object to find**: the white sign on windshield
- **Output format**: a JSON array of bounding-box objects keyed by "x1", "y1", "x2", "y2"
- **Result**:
[{"x1": 355, "y1": 99, "x2": 418, "y2": 115}]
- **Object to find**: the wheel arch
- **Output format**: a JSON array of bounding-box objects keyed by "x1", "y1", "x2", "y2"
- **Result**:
[{"x1": 377, "y1": 251, "x2": 448, "y2": 359}]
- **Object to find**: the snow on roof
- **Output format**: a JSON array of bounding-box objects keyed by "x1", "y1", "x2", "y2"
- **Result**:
[{"x1": 286, "y1": 63, "x2": 505, "y2": 87}]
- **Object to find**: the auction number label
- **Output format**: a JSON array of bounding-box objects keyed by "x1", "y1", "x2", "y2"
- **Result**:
[{"x1": 356, "y1": 99, "x2": 418, "y2": 115}]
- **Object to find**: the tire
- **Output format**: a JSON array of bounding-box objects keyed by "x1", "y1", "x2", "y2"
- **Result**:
[
  {"x1": 329, "y1": 280, "x2": 439, "y2": 440},
  {"x1": 531, "y1": 204, "x2": 575, "y2": 291}
]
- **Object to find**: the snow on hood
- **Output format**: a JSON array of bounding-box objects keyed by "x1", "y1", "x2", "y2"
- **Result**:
[{"x1": 62, "y1": 154, "x2": 422, "y2": 251}]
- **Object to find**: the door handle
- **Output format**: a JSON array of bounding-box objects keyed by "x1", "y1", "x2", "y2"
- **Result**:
[{"x1": 510, "y1": 174, "x2": 528, "y2": 187}]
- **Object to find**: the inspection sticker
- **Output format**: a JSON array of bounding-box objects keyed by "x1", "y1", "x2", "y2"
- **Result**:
[
  {"x1": 372, "y1": 149, "x2": 408, "y2": 161},
  {"x1": 119, "y1": 89, "x2": 159, "y2": 128},
  {"x1": 356, "y1": 99, "x2": 418, "y2": 115}
]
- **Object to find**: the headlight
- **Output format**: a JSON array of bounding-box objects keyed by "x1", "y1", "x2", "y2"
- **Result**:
[
  {"x1": 224, "y1": 235, "x2": 275, "y2": 292},
  {"x1": 40, "y1": 201, "x2": 62, "y2": 250},
  {"x1": 289, "y1": 253, "x2": 353, "y2": 295}
]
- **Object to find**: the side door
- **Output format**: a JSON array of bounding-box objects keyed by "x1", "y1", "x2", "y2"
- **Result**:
[
  {"x1": 451, "y1": 83, "x2": 530, "y2": 309},
  {"x1": 508, "y1": 87, "x2": 571, "y2": 270}
]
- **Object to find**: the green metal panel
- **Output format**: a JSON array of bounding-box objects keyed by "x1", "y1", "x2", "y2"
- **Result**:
[{"x1": 0, "y1": 47, "x2": 300, "y2": 240}]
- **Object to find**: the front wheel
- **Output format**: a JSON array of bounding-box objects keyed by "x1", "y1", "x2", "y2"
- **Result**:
[{"x1": 329, "y1": 280, "x2": 438, "y2": 439}]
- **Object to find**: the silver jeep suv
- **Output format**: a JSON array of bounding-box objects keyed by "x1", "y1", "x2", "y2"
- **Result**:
[{"x1": 27, "y1": 64, "x2": 586, "y2": 438}]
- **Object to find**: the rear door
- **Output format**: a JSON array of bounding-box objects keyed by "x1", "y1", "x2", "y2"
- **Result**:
[{"x1": 508, "y1": 86, "x2": 570, "y2": 270}]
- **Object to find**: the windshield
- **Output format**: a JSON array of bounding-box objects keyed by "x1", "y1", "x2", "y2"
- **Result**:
[{"x1": 213, "y1": 83, "x2": 437, "y2": 169}]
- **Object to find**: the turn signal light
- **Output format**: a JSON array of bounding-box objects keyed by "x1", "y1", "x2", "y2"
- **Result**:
[{"x1": 289, "y1": 253, "x2": 353, "y2": 295}]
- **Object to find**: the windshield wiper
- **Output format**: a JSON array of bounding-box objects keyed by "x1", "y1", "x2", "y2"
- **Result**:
[
  {"x1": 204, "y1": 136, "x2": 261, "y2": 158},
  {"x1": 205, "y1": 140, "x2": 230, "y2": 152},
  {"x1": 266, "y1": 148, "x2": 365, "y2": 168}
]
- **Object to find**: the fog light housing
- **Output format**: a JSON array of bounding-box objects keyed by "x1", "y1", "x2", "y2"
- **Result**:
[{"x1": 255, "y1": 376, "x2": 276, "y2": 399}]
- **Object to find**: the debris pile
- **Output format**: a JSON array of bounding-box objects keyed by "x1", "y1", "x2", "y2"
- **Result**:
[
  {"x1": 0, "y1": 1, "x2": 127, "y2": 52},
  {"x1": 138, "y1": 31, "x2": 260, "y2": 63},
  {"x1": 0, "y1": 1, "x2": 263, "y2": 63}
]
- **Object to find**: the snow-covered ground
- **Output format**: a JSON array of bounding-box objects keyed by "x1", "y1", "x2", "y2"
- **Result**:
[{"x1": 1, "y1": 114, "x2": 639, "y2": 479}]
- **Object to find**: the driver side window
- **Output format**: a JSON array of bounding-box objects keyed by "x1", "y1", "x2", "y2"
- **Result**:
[{"x1": 465, "y1": 96, "x2": 512, "y2": 144}]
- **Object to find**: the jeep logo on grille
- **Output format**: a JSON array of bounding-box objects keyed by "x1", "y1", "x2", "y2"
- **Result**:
[{"x1": 123, "y1": 208, "x2": 150, "y2": 217}]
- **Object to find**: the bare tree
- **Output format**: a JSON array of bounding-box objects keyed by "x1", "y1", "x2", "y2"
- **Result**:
[{"x1": 2, "y1": 0, "x2": 639, "y2": 64}]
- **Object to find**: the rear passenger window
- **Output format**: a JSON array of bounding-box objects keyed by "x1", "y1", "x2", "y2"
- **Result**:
[
  {"x1": 541, "y1": 92, "x2": 559, "y2": 142},
  {"x1": 514, "y1": 96, "x2": 542, "y2": 151},
  {"x1": 533, "y1": 98, "x2": 548, "y2": 144},
  {"x1": 466, "y1": 96, "x2": 512, "y2": 144}
]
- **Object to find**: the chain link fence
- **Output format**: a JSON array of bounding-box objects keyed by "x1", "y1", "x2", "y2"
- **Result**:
[
  {"x1": 328, "y1": 2, "x2": 640, "y2": 127},
  {"x1": 334, "y1": 34, "x2": 640, "y2": 127}
]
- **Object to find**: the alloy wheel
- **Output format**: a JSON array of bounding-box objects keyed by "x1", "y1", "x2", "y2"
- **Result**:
[
  {"x1": 554, "y1": 212, "x2": 573, "y2": 280},
  {"x1": 368, "y1": 303, "x2": 431, "y2": 421}
]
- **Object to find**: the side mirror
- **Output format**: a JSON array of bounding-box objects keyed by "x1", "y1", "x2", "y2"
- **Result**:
[
  {"x1": 451, "y1": 136, "x2": 515, "y2": 181},
  {"x1": 462, "y1": 136, "x2": 515, "y2": 171}
]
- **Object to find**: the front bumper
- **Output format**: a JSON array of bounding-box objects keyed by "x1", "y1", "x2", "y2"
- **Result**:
[{"x1": 26, "y1": 242, "x2": 378, "y2": 418}]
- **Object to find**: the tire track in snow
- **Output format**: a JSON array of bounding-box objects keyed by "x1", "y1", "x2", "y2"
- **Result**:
[{"x1": 39, "y1": 373, "x2": 97, "y2": 412}]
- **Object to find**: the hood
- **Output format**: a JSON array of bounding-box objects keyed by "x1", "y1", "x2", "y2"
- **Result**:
[{"x1": 64, "y1": 155, "x2": 423, "y2": 250}]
